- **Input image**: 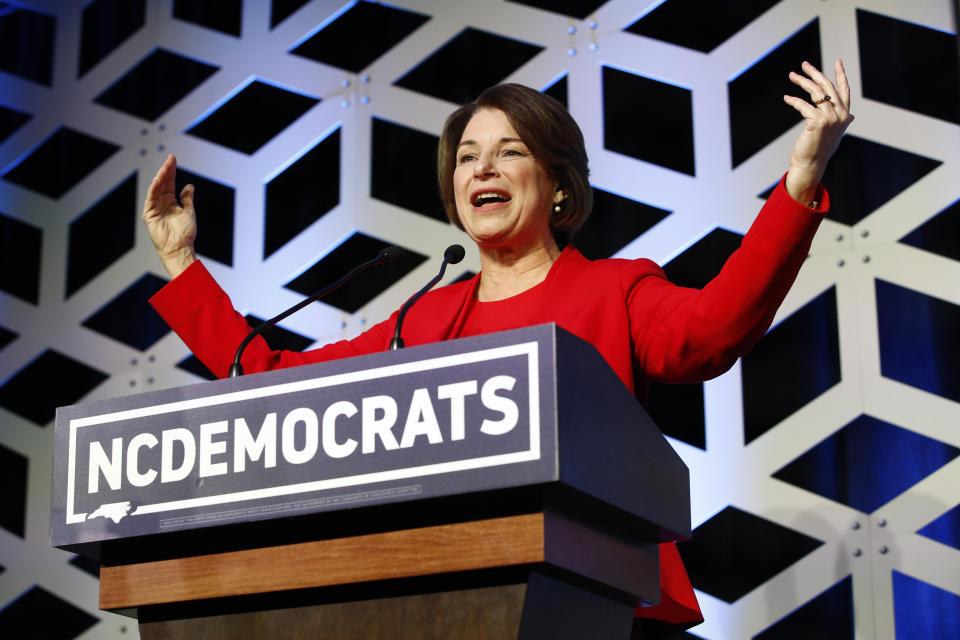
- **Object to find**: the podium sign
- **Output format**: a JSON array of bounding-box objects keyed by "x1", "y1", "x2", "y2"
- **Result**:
[
  {"x1": 54, "y1": 327, "x2": 550, "y2": 550},
  {"x1": 52, "y1": 324, "x2": 690, "y2": 555}
]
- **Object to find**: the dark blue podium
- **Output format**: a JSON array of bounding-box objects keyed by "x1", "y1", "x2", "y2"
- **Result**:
[{"x1": 52, "y1": 324, "x2": 690, "y2": 638}]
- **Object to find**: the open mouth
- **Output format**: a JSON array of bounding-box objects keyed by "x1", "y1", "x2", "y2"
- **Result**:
[{"x1": 471, "y1": 191, "x2": 511, "y2": 207}]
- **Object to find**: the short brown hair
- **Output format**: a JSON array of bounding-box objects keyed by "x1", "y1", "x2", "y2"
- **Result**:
[{"x1": 437, "y1": 84, "x2": 592, "y2": 240}]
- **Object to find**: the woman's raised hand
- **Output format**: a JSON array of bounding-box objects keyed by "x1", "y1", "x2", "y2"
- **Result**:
[
  {"x1": 782, "y1": 59, "x2": 854, "y2": 205},
  {"x1": 142, "y1": 154, "x2": 197, "y2": 279}
]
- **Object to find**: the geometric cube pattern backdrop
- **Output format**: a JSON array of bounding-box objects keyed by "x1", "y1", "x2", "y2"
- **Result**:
[{"x1": 0, "y1": 0, "x2": 958, "y2": 638}]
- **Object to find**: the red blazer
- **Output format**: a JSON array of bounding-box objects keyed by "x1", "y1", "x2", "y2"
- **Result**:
[{"x1": 151, "y1": 176, "x2": 827, "y2": 634}]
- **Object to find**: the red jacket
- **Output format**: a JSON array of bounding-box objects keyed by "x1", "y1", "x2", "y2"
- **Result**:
[{"x1": 151, "y1": 176, "x2": 826, "y2": 634}]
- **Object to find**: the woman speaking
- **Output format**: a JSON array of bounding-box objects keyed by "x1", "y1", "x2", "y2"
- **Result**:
[{"x1": 144, "y1": 60, "x2": 853, "y2": 637}]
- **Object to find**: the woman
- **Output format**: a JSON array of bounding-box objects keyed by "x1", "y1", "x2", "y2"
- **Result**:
[{"x1": 145, "y1": 60, "x2": 853, "y2": 636}]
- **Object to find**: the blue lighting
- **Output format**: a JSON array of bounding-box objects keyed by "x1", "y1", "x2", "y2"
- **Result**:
[
  {"x1": 283, "y1": 229, "x2": 355, "y2": 284},
  {"x1": 860, "y1": 8, "x2": 957, "y2": 37},
  {"x1": 155, "y1": 46, "x2": 217, "y2": 70},
  {"x1": 251, "y1": 76, "x2": 321, "y2": 100},
  {"x1": 773, "y1": 414, "x2": 959, "y2": 514},
  {"x1": 0, "y1": 126, "x2": 61, "y2": 176},
  {"x1": 876, "y1": 279, "x2": 960, "y2": 403},
  {"x1": 893, "y1": 571, "x2": 960, "y2": 638},
  {"x1": 287, "y1": 0, "x2": 359, "y2": 51},
  {"x1": 623, "y1": 0, "x2": 671, "y2": 27},
  {"x1": 186, "y1": 76, "x2": 321, "y2": 131},
  {"x1": 918, "y1": 506, "x2": 960, "y2": 550},
  {"x1": 727, "y1": 17, "x2": 819, "y2": 83},
  {"x1": 186, "y1": 76, "x2": 256, "y2": 130},
  {"x1": 68, "y1": 171, "x2": 137, "y2": 224},
  {"x1": 264, "y1": 123, "x2": 342, "y2": 184},
  {"x1": 0, "y1": 348, "x2": 44, "y2": 388},
  {"x1": 659, "y1": 225, "x2": 720, "y2": 266},
  {"x1": 541, "y1": 71, "x2": 568, "y2": 93},
  {"x1": 601, "y1": 62, "x2": 693, "y2": 92}
]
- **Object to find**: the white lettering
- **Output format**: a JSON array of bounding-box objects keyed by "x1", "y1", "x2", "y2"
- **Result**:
[
  {"x1": 199, "y1": 421, "x2": 229, "y2": 477},
  {"x1": 81, "y1": 369, "x2": 526, "y2": 497},
  {"x1": 400, "y1": 388, "x2": 443, "y2": 448},
  {"x1": 362, "y1": 395, "x2": 399, "y2": 453},
  {"x1": 126, "y1": 433, "x2": 158, "y2": 487},
  {"x1": 88, "y1": 437, "x2": 122, "y2": 494},
  {"x1": 322, "y1": 401, "x2": 358, "y2": 458},
  {"x1": 437, "y1": 380, "x2": 477, "y2": 441},
  {"x1": 480, "y1": 375, "x2": 518, "y2": 435},
  {"x1": 234, "y1": 414, "x2": 277, "y2": 472},
  {"x1": 161, "y1": 428, "x2": 196, "y2": 483},
  {"x1": 282, "y1": 407, "x2": 318, "y2": 464}
]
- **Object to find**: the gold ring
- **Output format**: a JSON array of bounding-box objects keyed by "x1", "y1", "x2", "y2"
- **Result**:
[{"x1": 815, "y1": 95, "x2": 832, "y2": 105}]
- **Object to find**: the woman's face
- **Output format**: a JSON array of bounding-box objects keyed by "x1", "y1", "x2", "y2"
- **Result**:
[{"x1": 453, "y1": 108, "x2": 563, "y2": 252}]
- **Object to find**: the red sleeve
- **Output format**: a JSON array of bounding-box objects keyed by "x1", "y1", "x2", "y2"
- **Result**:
[
  {"x1": 627, "y1": 176, "x2": 827, "y2": 383},
  {"x1": 633, "y1": 542, "x2": 703, "y2": 635},
  {"x1": 149, "y1": 261, "x2": 394, "y2": 378}
]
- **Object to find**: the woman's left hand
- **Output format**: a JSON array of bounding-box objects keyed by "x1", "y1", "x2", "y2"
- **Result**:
[{"x1": 782, "y1": 59, "x2": 854, "y2": 205}]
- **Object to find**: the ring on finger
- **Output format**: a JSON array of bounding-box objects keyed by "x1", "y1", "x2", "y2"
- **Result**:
[{"x1": 815, "y1": 95, "x2": 832, "y2": 105}]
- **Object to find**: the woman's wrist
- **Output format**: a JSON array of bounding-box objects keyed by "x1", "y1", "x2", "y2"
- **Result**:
[
  {"x1": 160, "y1": 248, "x2": 197, "y2": 279},
  {"x1": 784, "y1": 165, "x2": 822, "y2": 207}
]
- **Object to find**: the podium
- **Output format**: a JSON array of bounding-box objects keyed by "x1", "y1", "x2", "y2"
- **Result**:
[{"x1": 51, "y1": 324, "x2": 690, "y2": 638}]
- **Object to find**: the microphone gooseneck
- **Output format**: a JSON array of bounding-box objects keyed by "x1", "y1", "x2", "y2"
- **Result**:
[
  {"x1": 390, "y1": 244, "x2": 465, "y2": 351},
  {"x1": 228, "y1": 246, "x2": 404, "y2": 377}
]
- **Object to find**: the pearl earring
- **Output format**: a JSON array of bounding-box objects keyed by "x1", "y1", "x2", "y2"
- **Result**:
[{"x1": 554, "y1": 204, "x2": 562, "y2": 214}]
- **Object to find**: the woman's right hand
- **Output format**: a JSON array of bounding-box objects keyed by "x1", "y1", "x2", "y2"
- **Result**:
[{"x1": 142, "y1": 154, "x2": 197, "y2": 279}]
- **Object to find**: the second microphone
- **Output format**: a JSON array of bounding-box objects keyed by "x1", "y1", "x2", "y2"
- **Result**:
[{"x1": 390, "y1": 244, "x2": 466, "y2": 350}]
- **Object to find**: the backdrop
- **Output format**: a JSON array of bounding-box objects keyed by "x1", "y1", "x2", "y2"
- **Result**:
[{"x1": 0, "y1": 0, "x2": 958, "y2": 638}]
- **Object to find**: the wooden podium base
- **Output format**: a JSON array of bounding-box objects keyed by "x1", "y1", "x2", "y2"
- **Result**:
[
  {"x1": 102, "y1": 508, "x2": 655, "y2": 639},
  {"x1": 139, "y1": 582, "x2": 528, "y2": 640},
  {"x1": 138, "y1": 570, "x2": 636, "y2": 640}
]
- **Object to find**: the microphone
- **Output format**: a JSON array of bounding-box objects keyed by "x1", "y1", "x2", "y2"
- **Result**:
[
  {"x1": 390, "y1": 244, "x2": 465, "y2": 350},
  {"x1": 228, "y1": 246, "x2": 404, "y2": 377}
]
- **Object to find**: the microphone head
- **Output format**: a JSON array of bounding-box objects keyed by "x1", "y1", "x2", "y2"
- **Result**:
[
  {"x1": 444, "y1": 244, "x2": 466, "y2": 264},
  {"x1": 379, "y1": 246, "x2": 405, "y2": 264}
]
